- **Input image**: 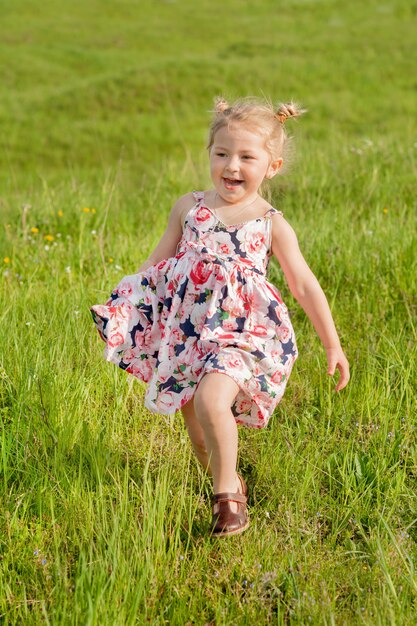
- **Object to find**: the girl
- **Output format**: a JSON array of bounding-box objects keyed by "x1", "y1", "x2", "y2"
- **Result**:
[{"x1": 90, "y1": 97, "x2": 350, "y2": 538}]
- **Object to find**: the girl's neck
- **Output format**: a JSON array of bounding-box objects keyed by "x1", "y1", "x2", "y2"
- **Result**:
[
  {"x1": 213, "y1": 191, "x2": 259, "y2": 210},
  {"x1": 205, "y1": 190, "x2": 270, "y2": 225},
  {"x1": 207, "y1": 189, "x2": 263, "y2": 210}
]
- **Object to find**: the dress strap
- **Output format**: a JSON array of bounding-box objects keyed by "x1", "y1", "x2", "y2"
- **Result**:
[
  {"x1": 264, "y1": 207, "x2": 283, "y2": 218},
  {"x1": 265, "y1": 207, "x2": 283, "y2": 256},
  {"x1": 192, "y1": 190, "x2": 205, "y2": 203}
]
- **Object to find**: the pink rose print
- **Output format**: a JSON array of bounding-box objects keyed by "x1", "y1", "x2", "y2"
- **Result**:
[
  {"x1": 235, "y1": 396, "x2": 252, "y2": 414},
  {"x1": 126, "y1": 359, "x2": 153, "y2": 382},
  {"x1": 214, "y1": 231, "x2": 235, "y2": 256},
  {"x1": 190, "y1": 261, "x2": 212, "y2": 285},
  {"x1": 247, "y1": 231, "x2": 265, "y2": 255},
  {"x1": 122, "y1": 348, "x2": 137, "y2": 364},
  {"x1": 251, "y1": 324, "x2": 269, "y2": 337},
  {"x1": 135, "y1": 326, "x2": 160, "y2": 352},
  {"x1": 116, "y1": 280, "x2": 133, "y2": 298},
  {"x1": 168, "y1": 326, "x2": 183, "y2": 345},
  {"x1": 253, "y1": 287, "x2": 268, "y2": 309},
  {"x1": 222, "y1": 295, "x2": 245, "y2": 318},
  {"x1": 108, "y1": 331, "x2": 125, "y2": 348},
  {"x1": 190, "y1": 302, "x2": 208, "y2": 330},
  {"x1": 179, "y1": 340, "x2": 205, "y2": 377},
  {"x1": 178, "y1": 291, "x2": 197, "y2": 314},
  {"x1": 158, "y1": 358, "x2": 175, "y2": 383},
  {"x1": 216, "y1": 351, "x2": 247, "y2": 372},
  {"x1": 276, "y1": 325, "x2": 290, "y2": 342},
  {"x1": 195, "y1": 207, "x2": 211, "y2": 223},
  {"x1": 156, "y1": 259, "x2": 169, "y2": 272},
  {"x1": 223, "y1": 318, "x2": 238, "y2": 331},
  {"x1": 237, "y1": 228, "x2": 266, "y2": 256},
  {"x1": 210, "y1": 327, "x2": 237, "y2": 342},
  {"x1": 157, "y1": 391, "x2": 176, "y2": 412},
  {"x1": 270, "y1": 345, "x2": 284, "y2": 361},
  {"x1": 251, "y1": 362, "x2": 263, "y2": 378},
  {"x1": 106, "y1": 304, "x2": 131, "y2": 321},
  {"x1": 271, "y1": 366, "x2": 285, "y2": 384}
]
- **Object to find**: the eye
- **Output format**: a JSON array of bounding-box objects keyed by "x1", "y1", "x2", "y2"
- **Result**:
[
  {"x1": 242, "y1": 155, "x2": 254, "y2": 160},
  {"x1": 216, "y1": 152, "x2": 226, "y2": 157}
]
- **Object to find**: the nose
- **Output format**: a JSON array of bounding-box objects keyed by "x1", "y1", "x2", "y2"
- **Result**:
[{"x1": 225, "y1": 155, "x2": 239, "y2": 173}]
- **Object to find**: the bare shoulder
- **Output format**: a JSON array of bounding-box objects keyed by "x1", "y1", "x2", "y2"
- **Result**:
[
  {"x1": 171, "y1": 192, "x2": 197, "y2": 226},
  {"x1": 270, "y1": 212, "x2": 300, "y2": 255},
  {"x1": 172, "y1": 191, "x2": 196, "y2": 211},
  {"x1": 270, "y1": 211, "x2": 296, "y2": 236}
]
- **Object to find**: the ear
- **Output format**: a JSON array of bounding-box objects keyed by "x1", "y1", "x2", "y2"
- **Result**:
[{"x1": 266, "y1": 158, "x2": 283, "y2": 179}]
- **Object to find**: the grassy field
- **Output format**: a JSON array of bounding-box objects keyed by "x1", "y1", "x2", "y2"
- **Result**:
[{"x1": 1, "y1": 0, "x2": 417, "y2": 623}]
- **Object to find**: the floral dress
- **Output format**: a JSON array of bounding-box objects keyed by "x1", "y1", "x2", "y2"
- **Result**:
[{"x1": 90, "y1": 191, "x2": 298, "y2": 428}]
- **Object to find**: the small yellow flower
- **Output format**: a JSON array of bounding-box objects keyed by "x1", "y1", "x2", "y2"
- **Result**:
[
  {"x1": 82, "y1": 207, "x2": 91, "y2": 213},
  {"x1": 91, "y1": 208, "x2": 96, "y2": 214},
  {"x1": 31, "y1": 227, "x2": 39, "y2": 234},
  {"x1": 44, "y1": 234, "x2": 54, "y2": 242},
  {"x1": 3, "y1": 257, "x2": 10, "y2": 263},
  {"x1": 383, "y1": 207, "x2": 388, "y2": 214},
  {"x1": 57, "y1": 209, "x2": 63, "y2": 217},
  {"x1": 108, "y1": 257, "x2": 114, "y2": 263}
]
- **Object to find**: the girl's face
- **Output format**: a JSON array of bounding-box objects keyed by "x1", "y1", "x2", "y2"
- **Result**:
[{"x1": 209, "y1": 124, "x2": 282, "y2": 205}]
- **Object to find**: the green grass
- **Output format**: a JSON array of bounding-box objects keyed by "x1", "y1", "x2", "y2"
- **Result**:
[{"x1": 1, "y1": 0, "x2": 417, "y2": 623}]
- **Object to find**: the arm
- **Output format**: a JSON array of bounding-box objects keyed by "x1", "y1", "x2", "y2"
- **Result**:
[
  {"x1": 136, "y1": 192, "x2": 195, "y2": 272},
  {"x1": 271, "y1": 215, "x2": 350, "y2": 391}
]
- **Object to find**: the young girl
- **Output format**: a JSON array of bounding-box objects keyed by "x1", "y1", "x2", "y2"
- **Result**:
[{"x1": 90, "y1": 97, "x2": 350, "y2": 537}]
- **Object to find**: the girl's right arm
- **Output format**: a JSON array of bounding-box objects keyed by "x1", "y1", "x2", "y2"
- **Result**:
[
  {"x1": 271, "y1": 214, "x2": 350, "y2": 391},
  {"x1": 136, "y1": 192, "x2": 195, "y2": 272}
]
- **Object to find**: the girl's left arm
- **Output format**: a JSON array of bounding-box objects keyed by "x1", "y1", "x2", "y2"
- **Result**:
[{"x1": 271, "y1": 215, "x2": 350, "y2": 391}]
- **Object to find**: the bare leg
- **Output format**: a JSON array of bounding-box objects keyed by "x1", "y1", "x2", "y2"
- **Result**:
[
  {"x1": 193, "y1": 373, "x2": 243, "y2": 513},
  {"x1": 181, "y1": 397, "x2": 212, "y2": 476}
]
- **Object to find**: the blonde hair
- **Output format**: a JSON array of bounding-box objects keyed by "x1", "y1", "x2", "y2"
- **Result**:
[{"x1": 207, "y1": 96, "x2": 307, "y2": 167}]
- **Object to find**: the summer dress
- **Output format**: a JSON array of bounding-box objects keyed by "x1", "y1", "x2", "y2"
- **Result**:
[{"x1": 90, "y1": 191, "x2": 298, "y2": 428}]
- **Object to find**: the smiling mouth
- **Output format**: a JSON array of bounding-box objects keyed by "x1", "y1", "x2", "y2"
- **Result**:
[{"x1": 223, "y1": 177, "x2": 244, "y2": 188}]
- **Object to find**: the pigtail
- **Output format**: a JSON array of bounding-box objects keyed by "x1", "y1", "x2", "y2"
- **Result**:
[
  {"x1": 213, "y1": 97, "x2": 230, "y2": 114},
  {"x1": 275, "y1": 102, "x2": 307, "y2": 124}
]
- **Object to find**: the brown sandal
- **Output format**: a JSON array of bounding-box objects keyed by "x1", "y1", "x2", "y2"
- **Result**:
[
  {"x1": 211, "y1": 474, "x2": 249, "y2": 537},
  {"x1": 211, "y1": 492, "x2": 249, "y2": 537}
]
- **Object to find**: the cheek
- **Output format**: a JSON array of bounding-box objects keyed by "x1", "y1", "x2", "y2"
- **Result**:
[
  {"x1": 211, "y1": 159, "x2": 223, "y2": 175},
  {"x1": 249, "y1": 164, "x2": 268, "y2": 181}
]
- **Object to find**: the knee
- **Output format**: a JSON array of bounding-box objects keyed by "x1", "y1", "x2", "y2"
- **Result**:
[{"x1": 193, "y1": 385, "x2": 228, "y2": 426}]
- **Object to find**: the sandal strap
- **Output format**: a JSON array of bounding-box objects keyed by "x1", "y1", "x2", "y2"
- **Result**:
[
  {"x1": 212, "y1": 492, "x2": 247, "y2": 505},
  {"x1": 237, "y1": 472, "x2": 248, "y2": 496}
]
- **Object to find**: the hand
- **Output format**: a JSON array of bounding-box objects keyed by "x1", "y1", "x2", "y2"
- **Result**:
[{"x1": 326, "y1": 347, "x2": 350, "y2": 392}]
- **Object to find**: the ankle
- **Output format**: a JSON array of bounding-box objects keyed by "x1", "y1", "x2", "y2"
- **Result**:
[{"x1": 213, "y1": 473, "x2": 240, "y2": 495}]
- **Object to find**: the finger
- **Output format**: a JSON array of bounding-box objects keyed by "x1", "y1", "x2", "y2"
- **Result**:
[
  {"x1": 327, "y1": 358, "x2": 337, "y2": 376},
  {"x1": 335, "y1": 363, "x2": 350, "y2": 392}
]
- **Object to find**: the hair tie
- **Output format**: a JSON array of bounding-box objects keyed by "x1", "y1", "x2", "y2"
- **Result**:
[
  {"x1": 275, "y1": 102, "x2": 307, "y2": 124},
  {"x1": 214, "y1": 97, "x2": 230, "y2": 114},
  {"x1": 275, "y1": 111, "x2": 288, "y2": 124}
]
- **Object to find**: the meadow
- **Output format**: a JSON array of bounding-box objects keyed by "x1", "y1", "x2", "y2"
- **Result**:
[{"x1": 1, "y1": 0, "x2": 416, "y2": 623}]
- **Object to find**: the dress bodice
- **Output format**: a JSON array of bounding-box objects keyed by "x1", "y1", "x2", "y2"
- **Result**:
[{"x1": 176, "y1": 191, "x2": 282, "y2": 276}]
